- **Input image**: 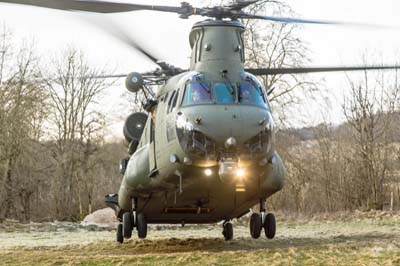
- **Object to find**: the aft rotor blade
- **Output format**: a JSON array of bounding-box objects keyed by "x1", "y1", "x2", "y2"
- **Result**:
[
  {"x1": 238, "y1": 13, "x2": 398, "y2": 29},
  {"x1": 246, "y1": 66, "x2": 400, "y2": 75},
  {"x1": 0, "y1": 0, "x2": 184, "y2": 14}
]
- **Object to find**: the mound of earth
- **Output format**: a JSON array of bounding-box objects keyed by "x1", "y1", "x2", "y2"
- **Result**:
[{"x1": 81, "y1": 208, "x2": 118, "y2": 227}]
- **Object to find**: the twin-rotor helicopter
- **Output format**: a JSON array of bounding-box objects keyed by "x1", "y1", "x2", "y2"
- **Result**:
[{"x1": 2, "y1": 0, "x2": 400, "y2": 243}]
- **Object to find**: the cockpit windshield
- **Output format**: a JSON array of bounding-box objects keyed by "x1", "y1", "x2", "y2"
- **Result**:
[
  {"x1": 181, "y1": 79, "x2": 270, "y2": 109},
  {"x1": 238, "y1": 82, "x2": 266, "y2": 107},
  {"x1": 182, "y1": 82, "x2": 212, "y2": 106},
  {"x1": 214, "y1": 82, "x2": 235, "y2": 104}
]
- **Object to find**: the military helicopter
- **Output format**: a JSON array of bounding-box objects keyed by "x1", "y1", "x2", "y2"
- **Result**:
[{"x1": 3, "y1": 0, "x2": 400, "y2": 243}]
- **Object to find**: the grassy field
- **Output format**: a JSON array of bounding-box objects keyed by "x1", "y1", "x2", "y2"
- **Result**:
[{"x1": 1, "y1": 212, "x2": 400, "y2": 266}]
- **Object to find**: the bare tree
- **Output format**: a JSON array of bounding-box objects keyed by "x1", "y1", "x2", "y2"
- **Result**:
[
  {"x1": 44, "y1": 47, "x2": 114, "y2": 219},
  {"x1": 342, "y1": 70, "x2": 399, "y2": 210},
  {"x1": 0, "y1": 27, "x2": 48, "y2": 221}
]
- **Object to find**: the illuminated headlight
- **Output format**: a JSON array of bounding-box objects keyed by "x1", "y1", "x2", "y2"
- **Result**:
[
  {"x1": 204, "y1": 168, "x2": 213, "y2": 176},
  {"x1": 236, "y1": 168, "x2": 245, "y2": 178}
]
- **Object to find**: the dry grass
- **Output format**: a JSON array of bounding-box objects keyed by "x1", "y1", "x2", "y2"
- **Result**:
[{"x1": 1, "y1": 213, "x2": 400, "y2": 265}]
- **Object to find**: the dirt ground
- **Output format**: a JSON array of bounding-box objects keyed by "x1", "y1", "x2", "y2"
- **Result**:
[{"x1": 1, "y1": 211, "x2": 400, "y2": 266}]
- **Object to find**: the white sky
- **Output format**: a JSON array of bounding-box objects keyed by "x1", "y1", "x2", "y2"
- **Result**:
[{"x1": 1, "y1": 0, "x2": 400, "y2": 136}]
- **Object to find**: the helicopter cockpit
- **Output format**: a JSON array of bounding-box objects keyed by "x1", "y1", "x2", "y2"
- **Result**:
[
  {"x1": 181, "y1": 75, "x2": 271, "y2": 110},
  {"x1": 175, "y1": 72, "x2": 275, "y2": 167}
]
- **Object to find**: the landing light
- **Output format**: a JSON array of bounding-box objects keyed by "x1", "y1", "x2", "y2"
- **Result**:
[
  {"x1": 236, "y1": 168, "x2": 245, "y2": 178},
  {"x1": 204, "y1": 169, "x2": 213, "y2": 176}
]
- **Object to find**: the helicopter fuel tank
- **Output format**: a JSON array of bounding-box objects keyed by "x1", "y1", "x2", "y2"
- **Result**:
[
  {"x1": 260, "y1": 153, "x2": 285, "y2": 197},
  {"x1": 118, "y1": 143, "x2": 151, "y2": 211}
]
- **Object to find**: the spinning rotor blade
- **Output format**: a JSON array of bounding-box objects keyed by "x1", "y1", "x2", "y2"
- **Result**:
[
  {"x1": 236, "y1": 13, "x2": 396, "y2": 29},
  {"x1": 80, "y1": 12, "x2": 184, "y2": 75},
  {"x1": 246, "y1": 65, "x2": 400, "y2": 75},
  {"x1": 1, "y1": 0, "x2": 397, "y2": 29},
  {"x1": 0, "y1": 0, "x2": 183, "y2": 14},
  {"x1": 227, "y1": 1, "x2": 260, "y2": 11}
]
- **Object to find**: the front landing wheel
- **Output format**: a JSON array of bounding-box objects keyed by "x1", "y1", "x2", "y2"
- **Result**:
[
  {"x1": 136, "y1": 213, "x2": 147, "y2": 239},
  {"x1": 250, "y1": 213, "x2": 262, "y2": 239},
  {"x1": 123, "y1": 212, "x2": 133, "y2": 239},
  {"x1": 264, "y1": 213, "x2": 276, "y2": 239}
]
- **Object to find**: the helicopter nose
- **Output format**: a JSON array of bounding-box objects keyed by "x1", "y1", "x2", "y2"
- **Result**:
[{"x1": 178, "y1": 105, "x2": 269, "y2": 145}]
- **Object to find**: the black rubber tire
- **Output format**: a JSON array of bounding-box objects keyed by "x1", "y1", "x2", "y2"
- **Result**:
[
  {"x1": 117, "y1": 223, "x2": 123, "y2": 243},
  {"x1": 264, "y1": 213, "x2": 276, "y2": 239},
  {"x1": 223, "y1": 222, "x2": 233, "y2": 241},
  {"x1": 123, "y1": 212, "x2": 133, "y2": 239},
  {"x1": 136, "y1": 213, "x2": 147, "y2": 239},
  {"x1": 250, "y1": 213, "x2": 262, "y2": 239}
]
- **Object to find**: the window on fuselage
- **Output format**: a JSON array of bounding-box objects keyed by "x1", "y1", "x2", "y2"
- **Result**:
[
  {"x1": 182, "y1": 82, "x2": 212, "y2": 106},
  {"x1": 167, "y1": 91, "x2": 176, "y2": 113},
  {"x1": 214, "y1": 82, "x2": 235, "y2": 104},
  {"x1": 238, "y1": 82, "x2": 266, "y2": 107}
]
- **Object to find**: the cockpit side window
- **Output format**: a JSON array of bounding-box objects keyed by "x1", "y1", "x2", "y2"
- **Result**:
[
  {"x1": 167, "y1": 91, "x2": 176, "y2": 113},
  {"x1": 238, "y1": 82, "x2": 266, "y2": 107},
  {"x1": 214, "y1": 82, "x2": 235, "y2": 104},
  {"x1": 182, "y1": 82, "x2": 212, "y2": 106},
  {"x1": 171, "y1": 89, "x2": 179, "y2": 112}
]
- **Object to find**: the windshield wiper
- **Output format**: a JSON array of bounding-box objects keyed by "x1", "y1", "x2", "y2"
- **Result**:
[{"x1": 195, "y1": 76, "x2": 210, "y2": 94}]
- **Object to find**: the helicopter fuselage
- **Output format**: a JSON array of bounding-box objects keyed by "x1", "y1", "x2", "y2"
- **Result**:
[{"x1": 116, "y1": 20, "x2": 285, "y2": 224}]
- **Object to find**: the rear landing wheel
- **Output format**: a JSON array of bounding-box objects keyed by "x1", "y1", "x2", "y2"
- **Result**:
[
  {"x1": 222, "y1": 221, "x2": 233, "y2": 241},
  {"x1": 136, "y1": 213, "x2": 147, "y2": 239},
  {"x1": 250, "y1": 213, "x2": 262, "y2": 239},
  {"x1": 116, "y1": 223, "x2": 123, "y2": 243},
  {"x1": 264, "y1": 213, "x2": 276, "y2": 239},
  {"x1": 123, "y1": 212, "x2": 133, "y2": 239}
]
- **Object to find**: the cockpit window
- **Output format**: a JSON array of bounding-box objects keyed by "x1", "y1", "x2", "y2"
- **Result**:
[
  {"x1": 182, "y1": 82, "x2": 212, "y2": 106},
  {"x1": 181, "y1": 78, "x2": 269, "y2": 109},
  {"x1": 238, "y1": 82, "x2": 266, "y2": 107},
  {"x1": 214, "y1": 82, "x2": 235, "y2": 104}
]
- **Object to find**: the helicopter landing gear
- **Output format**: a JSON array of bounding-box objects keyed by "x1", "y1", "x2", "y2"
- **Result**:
[
  {"x1": 250, "y1": 213, "x2": 262, "y2": 239},
  {"x1": 250, "y1": 199, "x2": 276, "y2": 239},
  {"x1": 264, "y1": 213, "x2": 276, "y2": 239},
  {"x1": 222, "y1": 221, "x2": 233, "y2": 241},
  {"x1": 136, "y1": 212, "x2": 147, "y2": 239},
  {"x1": 123, "y1": 212, "x2": 133, "y2": 239},
  {"x1": 117, "y1": 223, "x2": 123, "y2": 243},
  {"x1": 259, "y1": 198, "x2": 276, "y2": 239}
]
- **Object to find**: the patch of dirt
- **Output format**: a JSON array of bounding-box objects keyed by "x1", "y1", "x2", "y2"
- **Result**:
[{"x1": 1, "y1": 212, "x2": 399, "y2": 265}]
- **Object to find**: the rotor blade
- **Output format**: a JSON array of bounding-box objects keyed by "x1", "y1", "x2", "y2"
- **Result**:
[
  {"x1": 227, "y1": 0, "x2": 260, "y2": 10},
  {"x1": 83, "y1": 16, "x2": 160, "y2": 63},
  {"x1": 80, "y1": 15, "x2": 186, "y2": 75},
  {"x1": 79, "y1": 74, "x2": 127, "y2": 79},
  {"x1": 0, "y1": 0, "x2": 184, "y2": 14},
  {"x1": 238, "y1": 13, "x2": 398, "y2": 29},
  {"x1": 2, "y1": 0, "x2": 184, "y2": 73},
  {"x1": 246, "y1": 66, "x2": 400, "y2": 75}
]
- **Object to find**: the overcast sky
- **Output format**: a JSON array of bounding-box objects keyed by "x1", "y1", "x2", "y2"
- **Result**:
[{"x1": 0, "y1": 0, "x2": 399, "y2": 136}]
